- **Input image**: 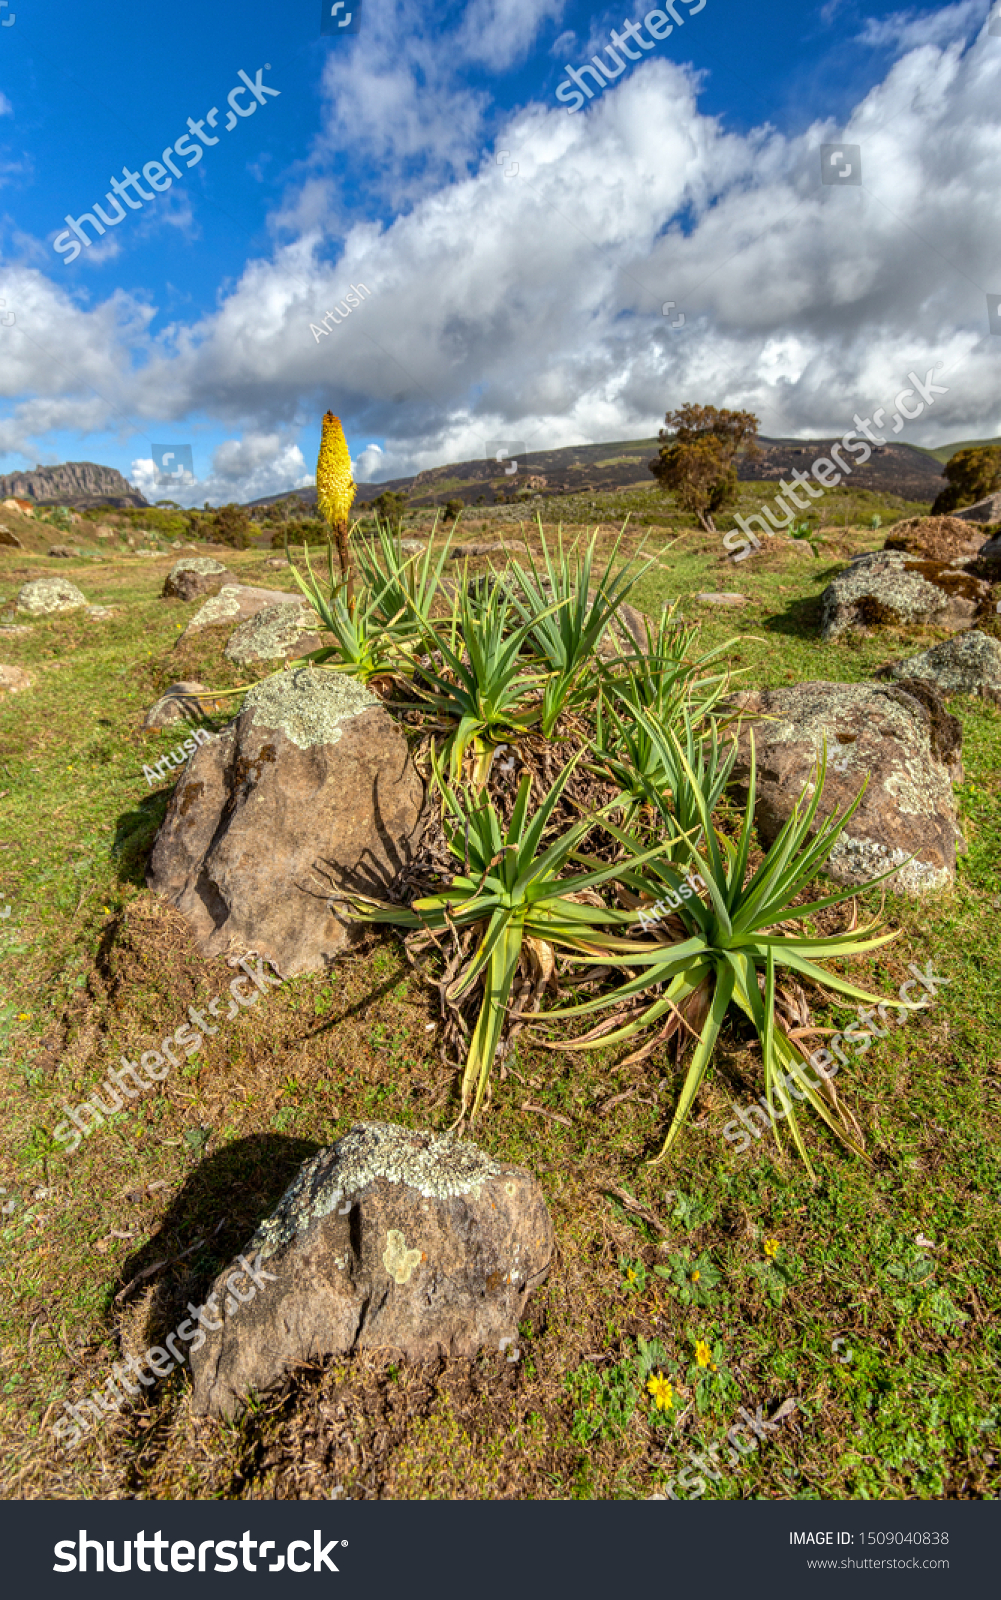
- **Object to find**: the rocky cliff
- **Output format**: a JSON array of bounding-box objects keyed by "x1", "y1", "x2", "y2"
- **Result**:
[{"x1": 0, "y1": 461, "x2": 148, "y2": 509}]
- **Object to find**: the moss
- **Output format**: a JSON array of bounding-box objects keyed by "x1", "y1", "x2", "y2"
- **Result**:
[{"x1": 241, "y1": 667, "x2": 378, "y2": 749}]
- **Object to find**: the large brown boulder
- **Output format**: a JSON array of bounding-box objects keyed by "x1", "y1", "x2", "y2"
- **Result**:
[
  {"x1": 162, "y1": 557, "x2": 234, "y2": 602},
  {"x1": 188, "y1": 1121, "x2": 555, "y2": 1418},
  {"x1": 147, "y1": 668, "x2": 425, "y2": 975},
  {"x1": 728, "y1": 681, "x2": 964, "y2": 894}
]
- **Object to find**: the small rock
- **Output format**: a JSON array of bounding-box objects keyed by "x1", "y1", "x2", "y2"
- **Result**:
[
  {"x1": 877, "y1": 630, "x2": 1001, "y2": 708},
  {"x1": 0, "y1": 665, "x2": 32, "y2": 694},
  {"x1": 48, "y1": 545, "x2": 84, "y2": 559},
  {"x1": 399, "y1": 539, "x2": 426, "y2": 553},
  {"x1": 224, "y1": 600, "x2": 320, "y2": 665},
  {"x1": 0, "y1": 526, "x2": 23, "y2": 549},
  {"x1": 143, "y1": 681, "x2": 222, "y2": 730},
  {"x1": 16, "y1": 578, "x2": 88, "y2": 615},
  {"x1": 265, "y1": 557, "x2": 287, "y2": 569},
  {"x1": 728, "y1": 680, "x2": 964, "y2": 894},
  {"x1": 952, "y1": 492, "x2": 1001, "y2": 525},
  {"x1": 449, "y1": 541, "x2": 528, "y2": 560},
  {"x1": 83, "y1": 605, "x2": 115, "y2": 621},
  {"x1": 695, "y1": 591, "x2": 747, "y2": 606},
  {"x1": 188, "y1": 1121, "x2": 555, "y2": 1418},
  {"x1": 179, "y1": 584, "x2": 307, "y2": 640},
  {"x1": 162, "y1": 557, "x2": 234, "y2": 603},
  {"x1": 147, "y1": 667, "x2": 426, "y2": 974}
]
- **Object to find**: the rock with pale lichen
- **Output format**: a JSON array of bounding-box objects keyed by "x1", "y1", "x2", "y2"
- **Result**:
[{"x1": 188, "y1": 1122, "x2": 555, "y2": 1417}]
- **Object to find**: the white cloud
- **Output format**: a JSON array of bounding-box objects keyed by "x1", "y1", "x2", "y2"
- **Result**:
[
  {"x1": 857, "y1": 1, "x2": 983, "y2": 51},
  {"x1": 4, "y1": 16, "x2": 1001, "y2": 501},
  {"x1": 0, "y1": 91, "x2": 13, "y2": 117}
]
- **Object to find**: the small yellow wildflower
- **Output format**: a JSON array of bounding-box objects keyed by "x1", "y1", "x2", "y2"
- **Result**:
[
  {"x1": 647, "y1": 1373, "x2": 673, "y2": 1412},
  {"x1": 17, "y1": 1013, "x2": 29, "y2": 1020},
  {"x1": 764, "y1": 1237, "x2": 780, "y2": 1259},
  {"x1": 691, "y1": 1269, "x2": 701, "y2": 1282},
  {"x1": 695, "y1": 1340, "x2": 712, "y2": 1368},
  {"x1": 625, "y1": 1267, "x2": 637, "y2": 1284}
]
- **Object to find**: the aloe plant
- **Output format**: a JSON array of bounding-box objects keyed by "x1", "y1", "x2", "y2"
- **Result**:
[
  {"x1": 342, "y1": 753, "x2": 668, "y2": 1121},
  {"x1": 548, "y1": 733, "x2": 919, "y2": 1175},
  {"x1": 407, "y1": 575, "x2": 561, "y2": 784},
  {"x1": 283, "y1": 534, "x2": 405, "y2": 680}
]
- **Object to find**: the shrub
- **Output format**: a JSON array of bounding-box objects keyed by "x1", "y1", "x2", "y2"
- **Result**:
[{"x1": 209, "y1": 503, "x2": 253, "y2": 549}]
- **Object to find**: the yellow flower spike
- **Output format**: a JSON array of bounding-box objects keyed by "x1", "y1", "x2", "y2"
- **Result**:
[
  {"x1": 694, "y1": 1339, "x2": 712, "y2": 1368},
  {"x1": 647, "y1": 1373, "x2": 674, "y2": 1412},
  {"x1": 316, "y1": 410, "x2": 356, "y2": 607},
  {"x1": 316, "y1": 410, "x2": 356, "y2": 528}
]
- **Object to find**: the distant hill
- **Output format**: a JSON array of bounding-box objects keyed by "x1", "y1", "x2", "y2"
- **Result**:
[
  {"x1": 0, "y1": 461, "x2": 148, "y2": 509},
  {"x1": 912, "y1": 436, "x2": 1001, "y2": 465},
  {"x1": 249, "y1": 432, "x2": 948, "y2": 514}
]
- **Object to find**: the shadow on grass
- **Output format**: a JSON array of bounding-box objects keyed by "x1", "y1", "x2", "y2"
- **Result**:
[
  {"x1": 757, "y1": 592, "x2": 825, "y2": 640},
  {"x1": 115, "y1": 1133, "x2": 322, "y2": 1342},
  {"x1": 112, "y1": 791, "x2": 172, "y2": 887}
]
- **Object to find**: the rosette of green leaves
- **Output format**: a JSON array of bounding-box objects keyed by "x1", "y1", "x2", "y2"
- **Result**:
[
  {"x1": 341, "y1": 752, "x2": 666, "y2": 1120},
  {"x1": 282, "y1": 532, "x2": 406, "y2": 681},
  {"x1": 407, "y1": 577, "x2": 562, "y2": 784},
  {"x1": 551, "y1": 729, "x2": 919, "y2": 1176}
]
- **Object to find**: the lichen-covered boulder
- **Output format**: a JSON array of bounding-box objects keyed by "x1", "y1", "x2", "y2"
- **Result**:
[
  {"x1": 188, "y1": 1122, "x2": 555, "y2": 1418},
  {"x1": 147, "y1": 667, "x2": 425, "y2": 974},
  {"x1": 162, "y1": 557, "x2": 233, "y2": 602},
  {"x1": 878, "y1": 630, "x2": 1001, "y2": 708},
  {"x1": 819, "y1": 550, "x2": 989, "y2": 639},
  {"x1": 727, "y1": 681, "x2": 964, "y2": 894},
  {"x1": 47, "y1": 544, "x2": 83, "y2": 559},
  {"x1": 16, "y1": 577, "x2": 87, "y2": 615},
  {"x1": 448, "y1": 540, "x2": 527, "y2": 560},
  {"x1": 178, "y1": 583, "x2": 308, "y2": 640},
  {"x1": 224, "y1": 600, "x2": 320, "y2": 665}
]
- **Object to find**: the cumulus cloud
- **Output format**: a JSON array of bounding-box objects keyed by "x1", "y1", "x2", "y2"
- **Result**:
[{"x1": 3, "y1": 10, "x2": 1001, "y2": 502}]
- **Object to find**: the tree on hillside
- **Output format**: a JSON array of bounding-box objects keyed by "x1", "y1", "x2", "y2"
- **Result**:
[
  {"x1": 371, "y1": 489, "x2": 409, "y2": 531},
  {"x1": 931, "y1": 445, "x2": 1001, "y2": 515},
  {"x1": 648, "y1": 403, "x2": 760, "y2": 533}
]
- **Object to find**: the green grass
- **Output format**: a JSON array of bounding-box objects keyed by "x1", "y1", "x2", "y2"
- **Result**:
[{"x1": 0, "y1": 528, "x2": 999, "y2": 1501}]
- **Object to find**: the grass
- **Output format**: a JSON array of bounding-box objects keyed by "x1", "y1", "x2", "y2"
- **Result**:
[{"x1": 1, "y1": 512, "x2": 999, "y2": 1501}]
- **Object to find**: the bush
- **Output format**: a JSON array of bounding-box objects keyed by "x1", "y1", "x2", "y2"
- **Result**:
[
  {"x1": 443, "y1": 498, "x2": 464, "y2": 522},
  {"x1": 370, "y1": 490, "x2": 408, "y2": 531},
  {"x1": 209, "y1": 503, "x2": 253, "y2": 549},
  {"x1": 931, "y1": 445, "x2": 1001, "y2": 515},
  {"x1": 271, "y1": 519, "x2": 331, "y2": 549}
]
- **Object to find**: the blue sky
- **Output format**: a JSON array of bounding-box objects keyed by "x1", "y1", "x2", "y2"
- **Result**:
[{"x1": 1, "y1": 0, "x2": 999, "y2": 503}]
